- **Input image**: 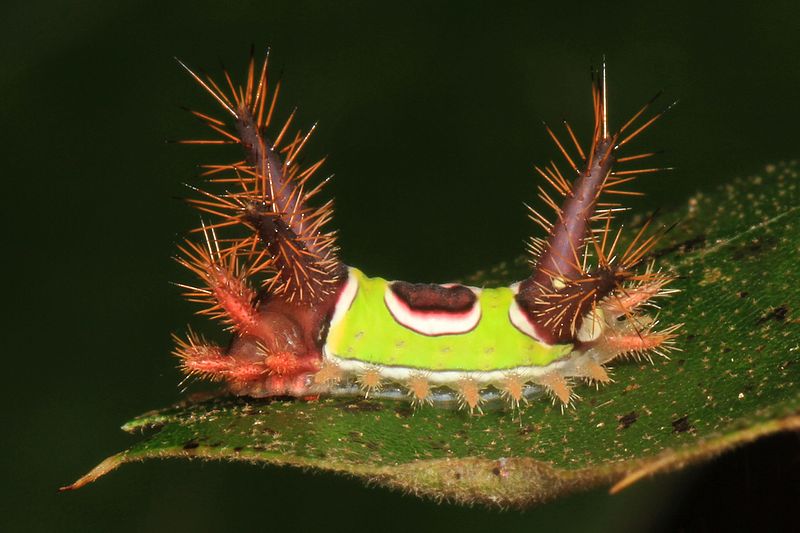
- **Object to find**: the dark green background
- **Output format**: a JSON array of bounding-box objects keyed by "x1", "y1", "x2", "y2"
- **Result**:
[{"x1": 5, "y1": 1, "x2": 799, "y2": 531}]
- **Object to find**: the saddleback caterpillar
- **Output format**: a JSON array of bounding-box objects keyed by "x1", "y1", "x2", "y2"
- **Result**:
[{"x1": 173, "y1": 51, "x2": 680, "y2": 413}]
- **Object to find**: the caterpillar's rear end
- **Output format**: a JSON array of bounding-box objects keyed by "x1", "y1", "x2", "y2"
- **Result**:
[{"x1": 173, "y1": 52, "x2": 680, "y2": 410}]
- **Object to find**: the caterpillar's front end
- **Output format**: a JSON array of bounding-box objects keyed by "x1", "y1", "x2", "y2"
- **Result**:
[
  {"x1": 173, "y1": 52, "x2": 679, "y2": 411},
  {"x1": 173, "y1": 53, "x2": 347, "y2": 398}
]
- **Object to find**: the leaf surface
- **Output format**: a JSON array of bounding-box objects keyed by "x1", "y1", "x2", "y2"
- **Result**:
[{"x1": 65, "y1": 162, "x2": 800, "y2": 507}]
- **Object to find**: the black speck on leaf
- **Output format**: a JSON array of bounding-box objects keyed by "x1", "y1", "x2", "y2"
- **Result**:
[
  {"x1": 654, "y1": 234, "x2": 706, "y2": 257},
  {"x1": 672, "y1": 416, "x2": 695, "y2": 434},
  {"x1": 617, "y1": 411, "x2": 639, "y2": 430},
  {"x1": 756, "y1": 305, "x2": 789, "y2": 325}
]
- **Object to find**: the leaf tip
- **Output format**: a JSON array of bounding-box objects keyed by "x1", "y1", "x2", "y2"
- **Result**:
[{"x1": 60, "y1": 454, "x2": 126, "y2": 492}]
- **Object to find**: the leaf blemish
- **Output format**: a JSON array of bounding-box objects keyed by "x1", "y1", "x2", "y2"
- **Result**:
[
  {"x1": 671, "y1": 415, "x2": 695, "y2": 434},
  {"x1": 730, "y1": 236, "x2": 779, "y2": 261},
  {"x1": 654, "y1": 235, "x2": 707, "y2": 258},
  {"x1": 338, "y1": 400, "x2": 384, "y2": 413},
  {"x1": 617, "y1": 411, "x2": 639, "y2": 430},
  {"x1": 756, "y1": 305, "x2": 789, "y2": 325}
]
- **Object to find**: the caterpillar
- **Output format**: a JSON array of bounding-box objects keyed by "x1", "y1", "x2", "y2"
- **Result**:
[{"x1": 172, "y1": 50, "x2": 679, "y2": 413}]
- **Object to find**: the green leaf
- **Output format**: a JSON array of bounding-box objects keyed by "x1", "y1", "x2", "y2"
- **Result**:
[{"x1": 64, "y1": 162, "x2": 800, "y2": 507}]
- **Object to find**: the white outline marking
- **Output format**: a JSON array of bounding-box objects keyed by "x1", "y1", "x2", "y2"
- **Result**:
[
  {"x1": 508, "y1": 282, "x2": 550, "y2": 344},
  {"x1": 329, "y1": 268, "x2": 358, "y2": 330}
]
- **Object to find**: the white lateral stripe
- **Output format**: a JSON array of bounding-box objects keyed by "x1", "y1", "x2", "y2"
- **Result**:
[
  {"x1": 383, "y1": 284, "x2": 481, "y2": 336},
  {"x1": 325, "y1": 352, "x2": 569, "y2": 385}
]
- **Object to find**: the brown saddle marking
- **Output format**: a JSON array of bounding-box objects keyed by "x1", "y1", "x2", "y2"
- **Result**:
[{"x1": 389, "y1": 281, "x2": 477, "y2": 314}]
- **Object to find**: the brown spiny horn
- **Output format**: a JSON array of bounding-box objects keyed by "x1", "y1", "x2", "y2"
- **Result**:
[
  {"x1": 517, "y1": 60, "x2": 669, "y2": 344},
  {"x1": 177, "y1": 49, "x2": 345, "y2": 304}
]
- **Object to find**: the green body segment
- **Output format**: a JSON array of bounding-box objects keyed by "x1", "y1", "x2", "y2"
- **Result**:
[{"x1": 325, "y1": 269, "x2": 573, "y2": 371}]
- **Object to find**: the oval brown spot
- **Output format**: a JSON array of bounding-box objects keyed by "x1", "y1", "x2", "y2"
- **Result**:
[{"x1": 389, "y1": 281, "x2": 476, "y2": 314}]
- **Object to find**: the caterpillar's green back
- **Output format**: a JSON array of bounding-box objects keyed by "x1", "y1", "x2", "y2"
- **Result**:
[{"x1": 326, "y1": 268, "x2": 572, "y2": 372}]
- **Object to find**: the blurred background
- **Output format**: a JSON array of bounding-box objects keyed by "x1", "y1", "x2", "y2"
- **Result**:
[{"x1": 4, "y1": 1, "x2": 799, "y2": 531}]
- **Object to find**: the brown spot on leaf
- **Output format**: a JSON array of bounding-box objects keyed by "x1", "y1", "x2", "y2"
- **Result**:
[
  {"x1": 731, "y1": 236, "x2": 778, "y2": 260},
  {"x1": 337, "y1": 400, "x2": 384, "y2": 412},
  {"x1": 672, "y1": 415, "x2": 695, "y2": 433},
  {"x1": 617, "y1": 411, "x2": 639, "y2": 430},
  {"x1": 653, "y1": 235, "x2": 706, "y2": 257},
  {"x1": 756, "y1": 305, "x2": 789, "y2": 325}
]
